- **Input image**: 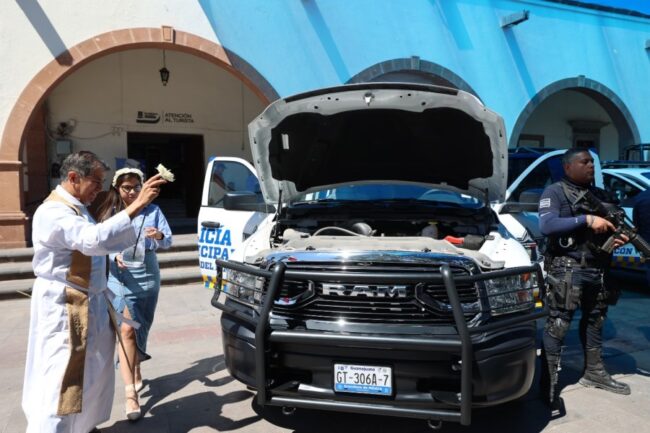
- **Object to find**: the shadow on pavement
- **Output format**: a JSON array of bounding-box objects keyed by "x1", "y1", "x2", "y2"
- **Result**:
[
  {"x1": 102, "y1": 356, "x2": 260, "y2": 433},
  {"x1": 149, "y1": 390, "x2": 259, "y2": 432}
]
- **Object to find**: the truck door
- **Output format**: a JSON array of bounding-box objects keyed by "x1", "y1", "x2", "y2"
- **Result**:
[
  {"x1": 602, "y1": 171, "x2": 644, "y2": 220},
  {"x1": 601, "y1": 172, "x2": 645, "y2": 272},
  {"x1": 197, "y1": 157, "x2": 267, "y2": 288}
]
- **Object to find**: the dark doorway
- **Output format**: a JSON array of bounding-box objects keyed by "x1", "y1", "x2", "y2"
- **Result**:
[{"x1": 127, "y1": 132, "x2": 204, "y2": 221}]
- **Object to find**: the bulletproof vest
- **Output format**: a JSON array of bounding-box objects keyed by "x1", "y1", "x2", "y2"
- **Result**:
[{"x1": 545, "y1": 179, "x2": 610, "y2": 265}]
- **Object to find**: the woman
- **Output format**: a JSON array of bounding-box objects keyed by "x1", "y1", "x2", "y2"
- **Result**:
[{"x1": 95, "y1": 167, "x2": 172, "y2": 421}]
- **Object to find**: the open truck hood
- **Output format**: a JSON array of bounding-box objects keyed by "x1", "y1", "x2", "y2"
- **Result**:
[{"x1": 248, "y1": 83, "x2": 507, "y2": 204}]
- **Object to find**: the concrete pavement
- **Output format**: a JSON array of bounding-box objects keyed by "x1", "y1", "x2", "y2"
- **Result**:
[{"x1": 3, "y1": 283, "x2": 650, "y2": 433}]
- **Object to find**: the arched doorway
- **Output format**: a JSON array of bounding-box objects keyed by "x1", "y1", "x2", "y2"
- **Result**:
[
  {"x1": 347, "y1": 56, "x2": 480, "y2": 100},
  {"x1": 0, "y1": 27, "x2": 278, "y2": 247},
  {"x1": 510, "y1": 77, "x2": 640, "y2": 160}
]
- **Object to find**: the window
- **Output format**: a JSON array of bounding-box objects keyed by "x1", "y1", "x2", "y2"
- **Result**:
[
  {"x1": 569, "y1": 120, "x2": 608, "y2": 153},
  {"x1": 208, "y1": 161, "x2": 261, "y2": 207},
  {"x1": 296, "y1": 184, "x2": 482, "y2": 207},
  {"x1": 509, "y1": 156, "x2": 564, "y2": 203},
  {"x1": 517, "y1": 134, "x2": 544, "y2": 148},
  {"x1": 603, "y1": 174, "x2": 641, "y2": 207}
]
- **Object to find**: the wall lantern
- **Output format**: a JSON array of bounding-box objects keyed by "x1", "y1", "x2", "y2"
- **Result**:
[
  {"x1": 501, "y1": 10, "x2": 529, "y2": 28},
  {"x1": 159, "y1": 50, "x2": 170, "y2": 86}
]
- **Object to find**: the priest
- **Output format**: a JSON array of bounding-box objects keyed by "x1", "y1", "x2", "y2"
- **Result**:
[{"x1": 23, "y1": 151, "x2": 166, "y2": 433}]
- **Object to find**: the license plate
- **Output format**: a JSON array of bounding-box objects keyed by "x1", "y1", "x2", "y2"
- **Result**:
[{"x1": 333, "y1": 363, "x2": 392, "y2": 396}]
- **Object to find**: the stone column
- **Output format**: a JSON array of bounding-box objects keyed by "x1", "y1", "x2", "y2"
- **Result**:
[{"x1": 0, "y1": 160, "x2": 28, "y2": 248}]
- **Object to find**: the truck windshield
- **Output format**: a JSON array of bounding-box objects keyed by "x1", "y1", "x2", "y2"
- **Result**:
[{"x1": 295, "y1": 184, "x2": 482, "y2": 208}]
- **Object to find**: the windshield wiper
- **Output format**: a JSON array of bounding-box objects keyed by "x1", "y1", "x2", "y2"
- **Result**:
[
  {"x1": 291, "y1": 198, "x2": 371, "y2": 206},
  {"x1": 292, "y1": 198, "x2": 338, "y2": 205},
  {"x1": 292, "y1": 198, "x2": 480, "y2": 208}
]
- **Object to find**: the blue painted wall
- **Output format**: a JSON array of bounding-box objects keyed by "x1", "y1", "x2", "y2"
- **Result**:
[{"x1": 199, "y1": 0, "x2": 650, "y2": 143}]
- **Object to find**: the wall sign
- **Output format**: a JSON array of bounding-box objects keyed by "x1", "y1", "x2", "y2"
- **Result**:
[
  {"x1": 136, "y1": 111, "x2": 194, "y2": 124},
  {"x1": 136, "y1": 111, "x2": 160, "y2": 124},
  {"x1": 164, "y1": 112, "x2": 194, "y2": 123}
]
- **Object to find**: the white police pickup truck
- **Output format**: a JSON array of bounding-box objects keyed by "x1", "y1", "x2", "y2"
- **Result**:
[
  {"x1": 197, "y1": 83, "x2": 545, "y2": 428},
  {"x1": 197, "y1": 145, "x2": 645, "y2": 296}
]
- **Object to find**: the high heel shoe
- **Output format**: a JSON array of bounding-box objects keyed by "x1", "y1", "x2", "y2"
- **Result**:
[{"x1": 125, "y1": 384, "x2": 141, "y2": 421}]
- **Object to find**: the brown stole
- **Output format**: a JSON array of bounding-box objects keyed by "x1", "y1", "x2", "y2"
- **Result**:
[{"x1": 44, "y1": 191, "x2": 93, "y2": 416}]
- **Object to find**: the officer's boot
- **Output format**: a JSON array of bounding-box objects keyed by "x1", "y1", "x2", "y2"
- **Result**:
[
  {"x1": 540, "y1": 351, "x2": 562, "y2": 410},
  {"x1": 579, "y1": 348, "x2": 631, "y2": 395}
]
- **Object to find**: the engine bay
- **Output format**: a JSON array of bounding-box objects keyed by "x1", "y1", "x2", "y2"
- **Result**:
[{"x1": 271, "y1": 202, "x2": 500, "y2": 252}]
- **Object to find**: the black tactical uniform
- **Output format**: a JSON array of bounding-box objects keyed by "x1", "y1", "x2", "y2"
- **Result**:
[{"x1": 538, "y1": 177, "x2": 630, "y2": 409}]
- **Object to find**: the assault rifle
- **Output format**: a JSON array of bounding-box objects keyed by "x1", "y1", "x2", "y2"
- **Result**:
[{"x1": 565, "y1": 184, "x2": 650, "y2": 257}]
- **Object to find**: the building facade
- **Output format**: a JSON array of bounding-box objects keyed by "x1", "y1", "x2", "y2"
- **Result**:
[{"x1": 1, "y1": 0, "x2": 649, "y2": 247}]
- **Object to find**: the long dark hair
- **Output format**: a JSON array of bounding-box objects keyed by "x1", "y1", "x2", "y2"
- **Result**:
[{"x1": 94, "y1": 173, "x2": 142, "y2": 222}]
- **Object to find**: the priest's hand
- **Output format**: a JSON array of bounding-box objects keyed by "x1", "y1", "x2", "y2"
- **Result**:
[
  {"x1": 125, "y1": 174, "x2": 167, "y2": 219},
  {"x1": 138, "y1": 174, "x2": 167, "y2": 205}
]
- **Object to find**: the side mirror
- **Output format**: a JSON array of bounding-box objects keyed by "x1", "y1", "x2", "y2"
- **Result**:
[
  {"x1": 501, "y1": 190, "x2": 542, "y2": 213},
  {"x1": 519, "y1": 190, "x2": 542, "y2": 204},
  {"x1": 501, "y1": 202, "x2": 539, "y2": 213},
  {"x1": 223, "y1": 192, "x2": 276, "y2": 213}
]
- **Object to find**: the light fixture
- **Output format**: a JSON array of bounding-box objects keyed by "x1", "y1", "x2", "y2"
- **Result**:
[
  {"x1": 646, "y1": 39, "x2": 650, "y2": 50},
  {"x1": 501, "y1": 10, "x2": 529, "y2": 28},
  {"x1": 159, "y1": 49, "x2": 170, "y2": 86}
]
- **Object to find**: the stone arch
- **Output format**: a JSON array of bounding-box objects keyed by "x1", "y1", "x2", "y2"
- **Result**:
[
  {"x1": 346, "y1": 56, "x2": 480, "y2": 100},
  {"x1": 0, "y1": 27, "x2": 279, "y2": 247},
  {"x1": 509, "y1": 77, "x2": 640, "y2": 156}
]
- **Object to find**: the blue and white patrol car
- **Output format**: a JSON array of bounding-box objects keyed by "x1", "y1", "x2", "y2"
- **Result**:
[
  {"x1": 602, "y1": 164, "x2": 650, "y2": 273},
  {"x1": 495, "y1": 150, "x2": 648, "y2": 278}
]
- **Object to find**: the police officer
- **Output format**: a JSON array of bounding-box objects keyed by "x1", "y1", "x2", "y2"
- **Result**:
[{"x1": 539, "y1": 148, "x2": 630, "y2": 410}]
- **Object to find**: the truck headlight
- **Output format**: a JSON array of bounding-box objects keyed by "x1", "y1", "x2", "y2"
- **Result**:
[
  {"x1": 485, "y1": 273, "x2": 534, "y2": 316},
  {"x1": 219, "y1": 268, "x2": 265, "y2": 308}
]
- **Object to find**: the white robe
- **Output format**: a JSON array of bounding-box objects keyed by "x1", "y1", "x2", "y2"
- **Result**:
[{"x1": 23, "y1": 186, "x2": 137, "y2": 433}]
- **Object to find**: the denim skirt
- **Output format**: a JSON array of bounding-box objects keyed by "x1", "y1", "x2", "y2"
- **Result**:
[{"x1": 108, "y1": 250, "x2": 161, "y2": 361}]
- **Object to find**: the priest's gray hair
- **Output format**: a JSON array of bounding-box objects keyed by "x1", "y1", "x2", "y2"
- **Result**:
[{"x1": 59, "y1": 151, "x2": 110, "y2": 179}]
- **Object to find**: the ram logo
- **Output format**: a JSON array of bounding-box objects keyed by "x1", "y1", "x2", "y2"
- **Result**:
[{"x1": 321, "y1": 283, "x2": 408, "y2": 298}]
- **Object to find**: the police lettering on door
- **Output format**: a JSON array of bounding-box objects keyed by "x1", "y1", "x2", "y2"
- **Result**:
[
  {"x1": 199, "y1": 227, "x2": 234, "y2": 269},
  {"x1": 612, "y1": 244, "x2": 644, "y2": 269}
]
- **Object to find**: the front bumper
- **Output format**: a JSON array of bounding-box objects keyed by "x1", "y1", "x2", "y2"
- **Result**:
[{"x1": 213, "y1": 260, "x2": 546, "y2": 425}]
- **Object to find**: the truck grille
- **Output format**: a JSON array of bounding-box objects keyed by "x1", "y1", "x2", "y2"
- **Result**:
[{"x1": 271, "y1": 262, "x2": 480, "y2": 325}]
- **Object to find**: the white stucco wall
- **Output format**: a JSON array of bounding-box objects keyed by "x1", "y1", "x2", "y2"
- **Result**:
[
  {"x1": 0, "y1": 0, "x2": 222, "y2": 146},
  {"x1": 46, "y1": 48, "x2": 265, "y2": 186}
]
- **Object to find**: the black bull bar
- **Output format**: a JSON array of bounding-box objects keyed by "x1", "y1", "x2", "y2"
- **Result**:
[{"x1": 212, "y1": 259, "x2": 547, "y2": 426}]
